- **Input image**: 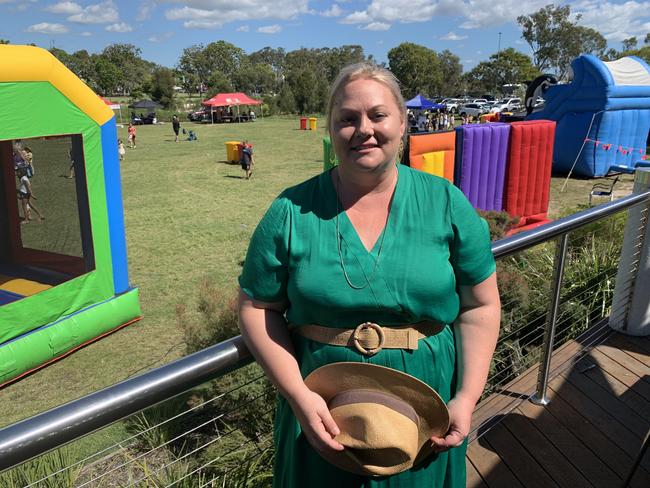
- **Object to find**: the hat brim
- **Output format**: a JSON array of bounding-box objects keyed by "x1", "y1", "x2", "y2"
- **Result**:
[{"x1": 304, "y1": 362, "x2": 450, "y2": 474}]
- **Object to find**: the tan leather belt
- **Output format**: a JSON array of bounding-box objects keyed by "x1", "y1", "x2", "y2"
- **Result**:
[{"x1": 291, "y1": 321, "x2": 445, "y2": 356}]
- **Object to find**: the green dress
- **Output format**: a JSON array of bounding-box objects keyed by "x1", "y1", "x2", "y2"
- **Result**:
[{"x1": 239, "y1": 164, "x2": 495, "y2": 488}]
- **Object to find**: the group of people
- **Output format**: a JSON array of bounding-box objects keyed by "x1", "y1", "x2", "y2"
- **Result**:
[
  {"x1": 408, "y1": 109, "x2": 455, "y2": 133},
  {"x1": 14, "y1": 142, "x2": 44, "y2": 223},
  {"x1": 238, "y1": 62, "x2": 501, "y2": 487}
]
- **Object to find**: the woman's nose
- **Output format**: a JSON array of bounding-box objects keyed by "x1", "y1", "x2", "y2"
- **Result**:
[{"x1": 357, "y1": 115, "x2": 373, "y2": 136}]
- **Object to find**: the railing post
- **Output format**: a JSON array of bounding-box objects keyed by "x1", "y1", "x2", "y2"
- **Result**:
[
  {"x1": 610, "y1": 168, "x2": 650, "y2": 336},
  {"x1": 530, "y1": 233, "x2": 570, "y2": 406}
]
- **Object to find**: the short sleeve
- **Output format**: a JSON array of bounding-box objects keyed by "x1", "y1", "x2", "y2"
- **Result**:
[
  {"x1": 447, "y1": 185, "x2": 496, "y2": 286},
  {"x1": 238, "y1": 194, "x2": 291, "y2": 303}
]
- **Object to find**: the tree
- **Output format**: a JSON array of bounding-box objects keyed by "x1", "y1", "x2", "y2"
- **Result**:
[
  {"x1": 438, "y1": 50, "x2": 463, "y2": 96},
  {"x1": 645, "y1": 33, "x2": 650, "y2": 45},
  {"x1": 93, "y1": 57, "x2": 121, "y2": 95},
  {"x1": 622, "y1": 37, "x2": 638, "y2": 51},
  {"x1": 0, "y1": 39, "x2": 9, "y2": 44},
  {"x1": 177, "y1": 45, "x2": 207, "y2": 96},
  {"x1": 517, "y1": 4, "x2": 606, "y2": 79},
  {"x1": 464, "y1": 48, "x2": 540, "y2": 96},
  {"x1": 99, "y1": 43, "x2": 151, "y2": 95},
  {"x1": 150, "y1": 67, "x2": 175, "y2": 108},
  {"x1": 202, "y1": 41, "x2": 247, "y2": 83},
  {"x1": 206, "y1": 71, "x2": 233, "y2": 96},
  {"x1": 387, "y1": 43, "x2": 442, "y2": 98},
  {"x1": 277, "y1": 83, "x2": 296, "y2": 113}
]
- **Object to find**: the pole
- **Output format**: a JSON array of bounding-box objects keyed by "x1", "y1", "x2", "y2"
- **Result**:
[{"x1": 530, "y1": 233, "x2": 569, "y2": 405}]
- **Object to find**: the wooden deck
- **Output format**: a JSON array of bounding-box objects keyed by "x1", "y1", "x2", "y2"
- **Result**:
[{"x1": 466, "y1": 329, "x2": 650, "y2": 487}]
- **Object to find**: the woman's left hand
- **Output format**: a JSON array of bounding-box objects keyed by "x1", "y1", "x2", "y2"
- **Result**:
[{"x1": 429, "y1": 395, "x2": 476, "y2": 452}]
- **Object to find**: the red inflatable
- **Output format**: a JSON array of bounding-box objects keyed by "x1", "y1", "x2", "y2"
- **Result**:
[{"x1": 504, "y1": 120, "x2": 556, "y2": 235}]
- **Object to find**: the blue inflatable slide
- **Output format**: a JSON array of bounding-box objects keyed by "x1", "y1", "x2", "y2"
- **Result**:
[{"x1": 529, "y1": 55, "x2": 650, "y2": 177}]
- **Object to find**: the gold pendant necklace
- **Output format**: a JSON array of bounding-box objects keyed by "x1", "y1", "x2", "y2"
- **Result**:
[{"x1": 335, "y1": 171, "x2": 392, "y2": 290}]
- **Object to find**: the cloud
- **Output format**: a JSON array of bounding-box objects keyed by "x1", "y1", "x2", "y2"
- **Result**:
[
  {"x1": 81, "y1": 31, "x2": 92, "y2": 36},
  {"x1": 137, "y1": 1, "x2": 157, "y2": 21},
  {"x1": 45, "y1": 1, "x2": 83, "y2": 14},
  {"x1": 26, "y1": 22, "x2": 69, "y2": 34},
  {"x1": 440, "y1": 31, "x2": 467, "y2": 41},
  {"x1": 105, "y1": 22, "x2": 133, "y2": 32},
  {"x1": 236, "y1": 25, "x2": 250, "y2": 32},
  {"x1": 360, "y1": 22, "x2": 390, "y2": 31},
  {"x1": 321, "y1": 4, "x2": 343, "y2": 17},
  {"x1": 148, "y1": 31, "x2": 174, "y2": 42},
  {"x1": 164, "y1": 0, "x2": 309, "y2": 28},
  {"x1": 339, "y1": 0, "x2": 549, "y2": 30},
  {"x1": 258, "y1": 24, "x2": 282, "y2": 34},
  {"x1": 572, "y1": 0, "x2": 650, "y2": 42},
  {"x1": 68, "y1": 0, "x2": 119, "y2": 24}
]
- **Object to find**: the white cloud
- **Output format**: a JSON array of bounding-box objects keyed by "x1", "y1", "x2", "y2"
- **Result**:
[
  {"x1": 106, "y1": 22, "x2": 133, "y2": 32},
  {"x1": 321, "y1": 4, "x2": 343, "y2": 17},
  {"x1": 440, "y1": 31, "x2": 467, "y2": 41},
  {"x1": 148, "y1": 32, "x2": 174, "y2": 42},
  {"x1": 360, "y1": 22, "x2": 390, "y2": 31},
  {"x1": 258, "y1": 24, "x2": 282, "y2": 34},
  {"x1": 339, "y1": 0, "x2": 548, "y2": 30},
  {"x1": 164, "y1": 0, "x2": 309, "y2": 28},
  {"x1": 81, "y1": 31, "x2": 92, "y2": 36},
  {"x1": 26, "y1": 22, "x2": 69, "y2": 34},
  {"x1": 236, "y1": 25, "x2": 250, "y2": 32},
  {"x1": 137, "y1": 1, "x2": 157, "y2": 21},
  {"x1": 68, "y1": 0, "x2": 119, "y2": 24},
  {"x1": 572, "y1": 0, "x2": 650, "y2": 42},
  {"x1": 45, "y1": 1, "x2": 83, "y2": 14}
]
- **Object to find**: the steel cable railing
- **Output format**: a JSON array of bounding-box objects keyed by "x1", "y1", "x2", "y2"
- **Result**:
[{"x1": 1, "y1": 188, "x2": 649, "y2": 487}]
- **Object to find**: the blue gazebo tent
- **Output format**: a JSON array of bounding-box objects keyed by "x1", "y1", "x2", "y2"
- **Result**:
[{"x1": 405, "y1": 94, "x2": 445, "y2": 110}]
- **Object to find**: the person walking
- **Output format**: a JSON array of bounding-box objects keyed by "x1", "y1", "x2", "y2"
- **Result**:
[
  {"x1": 238, "y1": 62, "x2": 500, "y2": 487},
  {"x1": 172, "y1": 115, "x2": 181, "y2": 143}
]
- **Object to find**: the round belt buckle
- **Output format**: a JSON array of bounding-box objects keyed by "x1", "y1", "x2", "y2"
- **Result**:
[{"x1": 353, "y1": 322, "x2": 385, "y2": 356}]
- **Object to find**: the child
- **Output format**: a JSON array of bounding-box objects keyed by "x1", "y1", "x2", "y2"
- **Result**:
[
  {"x1": 240, "y1": 141, "x2": 254, "y2": 180},
  {"x1": 17, "y1": 166, "x2": 44, "y2": 223},
  {"x1": 118, "y1": 139, "x2": 126, "y2": 161},
  {"x1": 128, "y1": 123, "x2": 136, "y2": 148}
]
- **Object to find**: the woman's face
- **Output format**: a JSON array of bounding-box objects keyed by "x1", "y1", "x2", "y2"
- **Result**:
[{"x1": 330, "y1": 78, "x2": 405, "y2": 174}]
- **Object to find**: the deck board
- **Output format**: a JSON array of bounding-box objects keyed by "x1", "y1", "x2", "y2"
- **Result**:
[{"x1": 467, "y1": 330, "x2": 650, "y2": 487}]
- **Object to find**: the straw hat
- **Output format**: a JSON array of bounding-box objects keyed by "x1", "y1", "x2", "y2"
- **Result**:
[{"x1": 304, "y1": 362, "x2": 450, "y2": 477}]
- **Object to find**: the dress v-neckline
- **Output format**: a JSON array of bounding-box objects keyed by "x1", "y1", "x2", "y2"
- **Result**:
[{"x1": 330, "y1": 165, "x2": 402, "y2": 255}]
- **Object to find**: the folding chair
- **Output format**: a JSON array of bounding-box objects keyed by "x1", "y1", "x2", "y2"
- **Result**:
[{"x1": 589, "y1": 175, "x2": 620, "y2": 206}]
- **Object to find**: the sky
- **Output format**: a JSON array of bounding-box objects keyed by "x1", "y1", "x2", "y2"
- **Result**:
[{"x1": 1, "y1": 0, "x2": 649, "y2": 71}]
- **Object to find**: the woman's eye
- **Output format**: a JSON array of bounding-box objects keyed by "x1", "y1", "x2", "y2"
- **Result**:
[{"x1": 373, "y1": 113, "x2": 387, "y2": 120}]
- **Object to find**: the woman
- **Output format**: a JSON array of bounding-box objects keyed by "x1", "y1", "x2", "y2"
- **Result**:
[{"x1": 238, "y1": 63, "x2": 500, "y2": 487}]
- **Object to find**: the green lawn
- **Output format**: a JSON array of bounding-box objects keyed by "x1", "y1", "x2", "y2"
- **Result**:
[{"x1": 0, "y1": 116, "x2": 635, "y2": 429}]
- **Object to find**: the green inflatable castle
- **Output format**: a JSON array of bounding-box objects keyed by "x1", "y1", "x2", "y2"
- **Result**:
[{"x1": 0, "y1": 45, "x2": 142, "y2": 387}]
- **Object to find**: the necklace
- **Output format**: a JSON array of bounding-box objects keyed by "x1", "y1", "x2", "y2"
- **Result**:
[{"x1": 335, "y1": 170, "x2": 394, "y2": 290}]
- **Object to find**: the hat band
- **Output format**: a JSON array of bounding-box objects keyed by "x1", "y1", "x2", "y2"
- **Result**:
[{"x1": 328, "y1": 389, "x2": 419, "y2": 425}]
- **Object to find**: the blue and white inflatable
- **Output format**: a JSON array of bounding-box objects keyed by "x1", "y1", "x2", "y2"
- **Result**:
[{"x1": 528, "y1": 55, "x2": 650, "y2": 177}]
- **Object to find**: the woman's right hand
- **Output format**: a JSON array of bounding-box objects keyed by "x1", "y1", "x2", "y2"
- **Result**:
[{"x1": 288, "y1": 387, "x2": 345, "y2": 455}]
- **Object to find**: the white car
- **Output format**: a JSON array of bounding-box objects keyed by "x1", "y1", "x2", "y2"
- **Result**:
[
  {"x1": 441, "y1": 98, "x2": 462, "y2": 113},
  {"x1": 491, "y1": 97, "x2": 522, "y2": 113},
  {"x1": 459, "y1": 103, "x2": 487, "y2": 117}
]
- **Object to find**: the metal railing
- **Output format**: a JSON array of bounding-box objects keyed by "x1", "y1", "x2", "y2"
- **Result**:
[{"x1": 2, "y1": 186, "x2": 650, "y2": 486}]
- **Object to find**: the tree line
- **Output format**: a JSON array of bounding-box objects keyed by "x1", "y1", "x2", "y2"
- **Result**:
[{"x1": 2, "y1": 4, "x2": 648, "y2": 114}]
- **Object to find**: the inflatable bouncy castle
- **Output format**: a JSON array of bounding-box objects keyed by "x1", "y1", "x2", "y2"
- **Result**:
[
  {"x1": 528, "y1": 55, "x2": 650, "y2": 176},
  {"x1": 0, "y1": 45, "x2": 142, "y2": 387}
]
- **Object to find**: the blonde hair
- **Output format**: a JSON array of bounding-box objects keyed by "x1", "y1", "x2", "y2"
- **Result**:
[{"x1": 326, "y1": 62, "x2": 406, "y2": 136}]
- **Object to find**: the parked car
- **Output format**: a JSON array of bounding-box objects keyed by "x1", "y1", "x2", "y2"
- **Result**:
[
  {"x1": 131, "y1": 112, "x2": 157, "y2": 125},
  {"x1": 441, "y1": 98, "x2": 463, "y2": 113},
  {"x1": 491, "y1": 97, "x2": 522, "y2": 113},
  {"x1": 471, "y1": 98, "x2": 489, "y2": 105},
  {"x1": 187, "y1": 109, "x2": 209, "y2": 122},
  {"x1": 459, "y1": 103, "x2": 488, "y2": 117}
]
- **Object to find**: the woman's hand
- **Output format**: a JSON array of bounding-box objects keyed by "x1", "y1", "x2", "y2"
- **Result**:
[
  {"x1": 430, "y1": 394, "x2": 476, "y2": 452},
  {"x1": 288, "y1": 387, "x2": 345, "y2": 455}
]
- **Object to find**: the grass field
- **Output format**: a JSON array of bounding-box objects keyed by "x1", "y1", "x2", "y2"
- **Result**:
[{"x1": 0, "y1": 116, "x2": 636, "y2": 431}]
